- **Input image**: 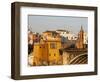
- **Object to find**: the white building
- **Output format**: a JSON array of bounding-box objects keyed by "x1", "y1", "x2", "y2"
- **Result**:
[
  {"x1": 56, "y1": 30, "x2": 78, "y2": 40},
  {"x1": 84, "y1": 32, "x2": 88, "y2": 44}
]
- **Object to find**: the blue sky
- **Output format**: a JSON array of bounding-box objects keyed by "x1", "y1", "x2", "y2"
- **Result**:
[{"x1": 28, "y1": 15, "x2": 88, "y2": 34}]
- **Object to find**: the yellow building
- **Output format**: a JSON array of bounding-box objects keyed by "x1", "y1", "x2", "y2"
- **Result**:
[
  {"x1": 33, "y1": 31, "x2": 62, "y2": 66},
  {"x1": 45, "y1": 39, "x2": 62, "y2": 65},
  {"x1": 43, "y1": 31, "x2": 62, "y2": 65},
  {"x1": 33, "y1": 42, "x2": 48, "y2": 66}
]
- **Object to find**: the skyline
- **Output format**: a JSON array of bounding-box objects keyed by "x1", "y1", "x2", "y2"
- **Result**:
[{"x1": 28, "y1": 15, "x2": 88, "y2": 34}]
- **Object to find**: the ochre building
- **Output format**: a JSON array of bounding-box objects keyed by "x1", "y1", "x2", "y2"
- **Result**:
[{"x1": 33, "y1": 31, "x2": 62, "y2": 66}]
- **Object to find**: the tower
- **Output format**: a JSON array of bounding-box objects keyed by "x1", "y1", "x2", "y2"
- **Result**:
[{"x1": 76, "y1": 26, "x2": 84, "y2": 49}]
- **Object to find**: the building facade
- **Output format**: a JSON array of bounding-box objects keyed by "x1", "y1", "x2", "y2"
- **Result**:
[
  {"x1": 32, "y1": 31, "x2": 62, "y2": 66},
  {"x1": 33, "y1": 42, "x2": 48, "y2": 66}
]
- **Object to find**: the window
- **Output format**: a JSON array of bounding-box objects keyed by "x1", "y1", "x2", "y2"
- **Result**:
[
  {"x1": 54, "y1": 54, "x2": 56, "y2": 56},
  {"x1": 50, "y1": 43, "x2": 56, "y2": 49}
]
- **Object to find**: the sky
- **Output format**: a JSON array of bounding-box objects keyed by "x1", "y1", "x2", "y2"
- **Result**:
[{"x1": 28, "y1": 15, "x2": 88, "y2": 34}]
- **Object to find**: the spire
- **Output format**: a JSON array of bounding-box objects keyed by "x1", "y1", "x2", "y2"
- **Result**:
[{"x1": 80, "y1": 25, "x2": 84, "y2": 32}]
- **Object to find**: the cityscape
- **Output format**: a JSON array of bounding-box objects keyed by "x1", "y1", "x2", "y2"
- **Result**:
[{"x1": 28, "y1": 15, "x2": 88, "y2": 66}]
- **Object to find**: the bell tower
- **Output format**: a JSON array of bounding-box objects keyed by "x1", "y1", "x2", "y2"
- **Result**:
[{"x1": 76, "y1": 26, "x2": 84, "y2": 49}]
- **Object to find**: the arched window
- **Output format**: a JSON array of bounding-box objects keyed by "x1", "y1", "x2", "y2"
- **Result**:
[
  {"x1": 50, "y1": 43, "x2": 56, "y2": 49},
  {"x1": 54, "y1": 54, "x2": 56, "y2": 56}
]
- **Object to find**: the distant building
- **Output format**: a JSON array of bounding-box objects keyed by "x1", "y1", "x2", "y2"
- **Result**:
[
  {"x1": 56, "y1": 29, "x2": 78, "y2": 41},
  {"x1": 76, "y1": 26, "x2": 87, "y2": 49},
  {"x1": 56, "y1": 29, "x2": 69, "y2": 35},
  {"x1": 28, "y1": 29, "x2": 41, "y2": 54},
  {"x1": 42, "y1": 30, "x2": 61, "y2": 41},
  {"x1": 84, "y1": 32, "x2": 88, "y2": 44},
  {"x1": 28, "y1": 30, "x2": 34, "y2": 54}
]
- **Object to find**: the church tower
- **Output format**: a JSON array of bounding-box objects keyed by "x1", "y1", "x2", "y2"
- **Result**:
[{"x1": 76, "y1": 26, "x2": 84, "y2": 49}]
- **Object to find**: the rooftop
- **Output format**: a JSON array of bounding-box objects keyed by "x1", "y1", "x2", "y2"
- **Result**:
[{"x1": 56, "y1": 29, "x2": 70, "y2": 33}]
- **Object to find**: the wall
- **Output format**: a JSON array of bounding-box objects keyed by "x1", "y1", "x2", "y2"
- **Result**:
[{"x1": 0, "y1": 0, "x2": 100, "y2": 82}]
